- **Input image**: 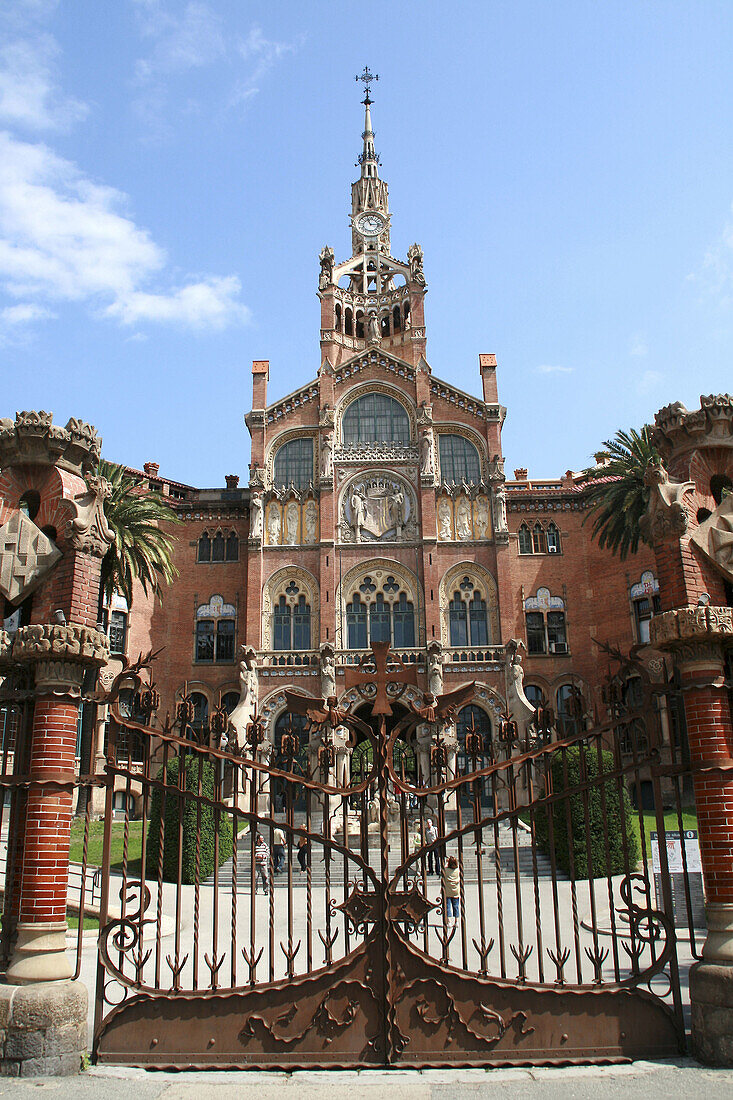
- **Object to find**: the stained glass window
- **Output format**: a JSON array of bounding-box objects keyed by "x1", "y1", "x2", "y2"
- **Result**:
[
  {"x1": 438, "y1": 435, "x2": 481, "y2": 484},
  {"x1": 273, "y1": 438, "x2": 314, "y2": 488},
  {"x1": 342, "y1": 394, "x2": 410, "y2": 444}
]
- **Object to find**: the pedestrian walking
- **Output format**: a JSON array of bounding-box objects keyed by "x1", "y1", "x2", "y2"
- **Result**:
[
  {"x1": 254, "y1": 832, "x2": 270, "y2": 894},
  {"x1": 273, "y1": 825, "x2": 285, "y2": 874},
  {"x1": 297, "y1": 835, "x2": 309, "y2": 873},
  {"x1": 442, "y1": 854, "x2": 461, "y2": 927}
]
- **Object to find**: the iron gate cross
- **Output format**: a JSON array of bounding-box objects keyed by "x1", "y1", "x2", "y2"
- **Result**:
[{"x1": 342, "y1": 641, "x2": 418, "y2": 716}]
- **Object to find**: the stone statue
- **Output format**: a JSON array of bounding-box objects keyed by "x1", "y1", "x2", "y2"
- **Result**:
[
  {"x1": 390, "y1": 487, "x2": 405, "y2": 536},
  {"x1": 267, "y1": 502, "x2": 281, "y2": 545},
  {"x1": 304, "y1": 499, "x2": 318, "y2": 543},
  {"x1": 318, "y1": 245, "x2": 334, "y2": 290},
  {"x1": 438, "y1": 497, "x2": 452, "y2": 540},
  {"x1": 69, "y1": 475, "x2": 114, "y2": 556},
  {"x1": 350, "y1": 488, "x2": 365, "y2": 541},
  {"x1": 493, "y1": 484, "x2": 508, "y2": 533},
  {"x1": 690, "y1": 493, "x2": 733, "y2": 582},
  {"x1": 455, "y1": 495, "x2": 472, "y2": 540},
  {"x1": 367, "y1": 311, "x2": 380, "y2": 343},
  {"x1": 285, "y1": 501, "x2": 299, "y2": 545},
  {"x1": 250, "y1": 495, "x2": 263, "y2": 539},
  {"x1": 228, "y1": 646, "x2": 259, "y2": 747},
  {"x1": 504, "y1": 640, "x2": 537, "y2": 742},
  {"x1": 319, "y1": 404, "x2": 335, "y2": 429},
  {"x1": 320, "y1": 432, "x2": 333, "y2": 477},
  {"x1": 420, "y1": 431, "x2": 433, "y2": 476},
  {"x1": 427, "y1": 642, "x2": 444, "y2": 696},
  {"x1": 319, "y1": 643, "x2": 336, "y2": 700},
  {"x1": 639, "y1": 459, "x2": 695, "y2": 544},
  {"x1": 475, "y1": 495, "x2": 490, "y2": 538},
  {"x1": 407, "y1": 242, "x2": 426, "y2": 286}
]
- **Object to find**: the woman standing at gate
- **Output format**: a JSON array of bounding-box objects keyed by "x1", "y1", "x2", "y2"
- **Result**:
[{"x1": 442, "y1": 855, "x2": 461, "y2": 928}]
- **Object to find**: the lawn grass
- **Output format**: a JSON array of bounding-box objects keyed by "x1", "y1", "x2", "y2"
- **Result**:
[
  {"x1": 638, "y1": 808, "x2": 698, "y2": 856},
  {"x1": 66, "y1": 911, "x2": 99, "y2": 931}
]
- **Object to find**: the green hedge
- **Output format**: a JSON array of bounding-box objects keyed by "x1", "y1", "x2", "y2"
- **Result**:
[
  {"x1": 145, "y1": 755, "x2": 233, "y2": 884},
  {"x1": 534, "y1": 746, "x2": 639, "y2": 879}
]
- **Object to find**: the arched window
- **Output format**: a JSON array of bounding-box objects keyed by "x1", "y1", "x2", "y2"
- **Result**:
[
  {"x1": 438, "y1": 435, "x2": 481, "y2": 484},
  {"x1": 198, "y1": 531, "x2": 211, "y2": 562},
  {"x1": 195, "y1": 595, "x2": 236, "y2": 662},
  {"x1": 222, "y1": 691, "x2": 240, "y2": 713},
  {"x1": 273, "y1": 590, "x2": 311, "y2": 650},
  {"x1": 212, "y1": 531, "x2": 225, "y2": 561},
  {"x1": 380, "y1": 313, "x2": 390, "y2": 337},
  {"x1": 393, "y1": 592, "x2": 415, "y2": 647},
  {"x1": 355, "y1": 310, "x2": 364, "y2": 339},
  {"x1": 448, "y1": 577, "x2": 490, "y2": 646},
  {"x1": 524, "y1": 589, "x2": 567, "y2": 654},
  {"x1": 18, "y1": 490, "x2": 40, "y2": 521},
  {"x1": 334, "y1": 303, "x2": 342, "y2": 332},
  {"x1": 342, "y1": 394, "x2": 410, "y2": 445},
  {"x1": 532, "y1": 523, "x2": 546, "y2": 554},
  {"x1": 457, "y1": 705, "x2": 492, "y2": 749},
  {"x1": 344, "y1": 307, "x2": 353, "y2": 336},
  {"x1": 403, "y1": 301, "x2": 410, "y2": 328},
  {"x1": 346, "y1": 596, "x2": 368, "y2": 649},
  {"x1": 546, "y1": 522, "x2": 561, "y2": 553},
  {"x1": 190, "y1": 692, "x2": 209, "y2": 734},
  {"x1": 369, "y1": 593, "x2": 391, "y2": 643},
  {"x1": 273, "y1": 438, "x2": 314, "y2": 489},
  {"x1": 0, "y1": 704, "x2": 19, "y2": 754},
  {"x1": 524, "y1": 684, "x2": 546, "y2": 708},
  {"x1": 226, "y1": 532, "x2": 239, "y2": 561},
  {"x1": 556, "y1": 684, "x2": 583, "y2": 738},
  {"x1": 274, "y1": 711, "x2": 309, "y2": 753},
  {"x1": 393, "y1": 305, "x2": 401, "y2": 332},
  {"x1": 518, "y1": 524, "x2": 532, "y2": 554}
]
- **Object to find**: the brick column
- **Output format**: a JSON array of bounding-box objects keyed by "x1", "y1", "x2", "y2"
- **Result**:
[
  {"x1": 651, "y1": 607, "x2": 733, "y2": 1064},
  {"x1": 7, "y1": 625, "x2": 108, "y2": 984}
]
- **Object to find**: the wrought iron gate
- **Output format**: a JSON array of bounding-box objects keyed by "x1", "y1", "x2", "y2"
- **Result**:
[{"x1": 92, "y1": 644, "x2": 698, "y2": 1068}]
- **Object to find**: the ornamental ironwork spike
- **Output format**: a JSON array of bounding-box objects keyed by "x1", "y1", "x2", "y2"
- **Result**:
[
  {"x1": 510, "y1": 942, "x2": 533, "y2": 981},
  {"x1": 584, "y1": 944, "x2": 609, "y2": 984},
  {"x1": 547, "y1": 945, "x2": 571, "y2": 984},
  {"x1": 472, "y1": 936, "x2": 494, "y2": 974},
  {"x1": 204, "y1": 951, "x2": 225, "y2": 989},
  {"x1": 241, "y1": 944, "x2": 263, "y2": 985},
  {"x1": 166, "y1": 951, "x2": 188, "y2": 990}
]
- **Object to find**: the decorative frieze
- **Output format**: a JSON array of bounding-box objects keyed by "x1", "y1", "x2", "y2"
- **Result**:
[
  {"x1": 650, "y1": 606, "x2": 733, "y2": 668},
  {"x1": 33, "y1": 659, "x2": 86, "y2": 696},
  {"x1": 13, "y1": 623, "x2": 109, "y2": 665},
  {"x1": 653, "y1": 393, "x2": 733, "y2": 455}
]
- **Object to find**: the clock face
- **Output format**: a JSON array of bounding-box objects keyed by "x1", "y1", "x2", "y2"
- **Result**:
[{"x1": 356, "y1": 212, "x2": 385, "y2": 236}]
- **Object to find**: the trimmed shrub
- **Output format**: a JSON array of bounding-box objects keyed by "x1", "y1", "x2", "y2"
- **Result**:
[
  {"x1": 146, "y1": 755, "x2": 233, "y2": 884},
  {"x1": 534, "y1": 745, "x2": 639, "y2": 878}
]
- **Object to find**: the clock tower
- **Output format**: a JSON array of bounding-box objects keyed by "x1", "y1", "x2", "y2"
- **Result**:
[{"x1": 318, "y1": 69, "x2": 428, "y2": 368}]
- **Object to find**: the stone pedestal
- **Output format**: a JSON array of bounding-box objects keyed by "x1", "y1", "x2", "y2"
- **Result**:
[
  {"x1": 0, "y1": 980, "x2": 87, "y2": 1077},
  {"x1": 651, "y1": 606, "x2": 733, "y2": 1064}
]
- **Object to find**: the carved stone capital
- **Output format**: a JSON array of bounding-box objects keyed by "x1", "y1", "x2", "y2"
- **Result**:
[
  {"x1": 34, "y1": 659, "x2": 86, "y2": 696},
  {"x1": 0, "y1": 410, "x2": 101, "y2": 475},
  {"x1": 13, "y1": 623, "x2": 109, "y2": 667},
  {"x1": 650, "y1": 607, "x2": 733, "y2": 670}
]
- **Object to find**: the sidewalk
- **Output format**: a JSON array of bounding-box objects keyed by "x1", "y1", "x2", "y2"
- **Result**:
[{"x1": 1, "y1": 1060, "x2": 733, "y2": 1097}]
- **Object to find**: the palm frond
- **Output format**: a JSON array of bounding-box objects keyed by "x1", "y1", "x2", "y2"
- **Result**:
[
  {"x1": 98, "y1": 459, "x2": 181, "y2": 606},
  {"x1": 581, "y1": 425, "x2": 660, "y2": 560}
]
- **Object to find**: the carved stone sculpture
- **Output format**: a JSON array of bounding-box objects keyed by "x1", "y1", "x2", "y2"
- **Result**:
[
  {"x1": 285, "y1": 501, "x2": 299, "y2": 545},
  {"x1": 304, "y1": 499, "x2": 318, "y2": 544},
  {"x1": 267, "y1": 502, "x2": 281, "y2": 545},
  {"x1": 427, "y1": 642, "x2": 444, "y2": 696},
  {"x1": 367, "y1": 312, "x2": 380, "y2": 344},
  {"x1": 227, "y1": 646, "x2": 259, "y2": 746},
  {"x1": 67, "y1": 475, "x2": 114, "y2": 556},
  {"x1": 350, "y1": 488, "x2": 366, "y2": 542},
  {"x1": 639, "y1": 460, "x2": 695, "y2": 544},
  {"x1": 438, "y1": 497, "x2": 452, "y2": 540},
  {"x1": 0, "y1": 512, "x2": 63, "y2": 604},
  {"x1": 420, "y1": 431, "x2": 434, "y2": 476},
  {"x1": 250, "y1": 495, "x2": 263, "y2": 540},
  {"x1": 690, "y1": 494, "x2": 733, "y2": 582},
  {"x1": 320, "y1": 432, "x2": 333, "y2": 477},
  {"x1": 13, "y1": 623, "x2": 108, "y2": 665},
  {"x1": 455, "y1": 495, "x2": 472, "y2": 541},
  {"x1": 504, "y1": 640, "x2": 537, "y2": 741},
  {"x1": 407, "y1": 242, "x2": 426, "y2": 286},
  {"x1": 492, "y1": 484, "x2": 508, "y2": 533},
  {"x1": 343, "y1": 476, "x2": 415, "y2": 543},
  {"x1": 318, "y1": 245, "x2": 334, "y2": 290},
  {"x1": 319, "y1": 643, "x2": 336, "y2": 700},
  {"x1": 475, "y1": 495, "x2": 490, "y2": 538}
]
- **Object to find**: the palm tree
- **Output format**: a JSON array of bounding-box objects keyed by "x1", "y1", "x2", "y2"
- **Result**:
[
  {"x1": 582, "y1": 426, "x2": 660, "y2": 560},
  {"x1": 98, "y1": 459, "x2": 181, "y2": 609}
]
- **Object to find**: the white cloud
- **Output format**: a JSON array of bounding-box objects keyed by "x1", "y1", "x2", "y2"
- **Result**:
[
  {"x1": 0, "y1": 33, "x2": 88, "y2": 132},
  {"x1": 134, "y1": 1, "x2": 225, "y2": 80},
  {"x1": 231, "y1": 26, "x2": 299, "y2": 106},
  {"x1": 629, "y1": 334, "x2": 648, "y2": 358},
  {"x1": 690, "y1": 202, "x2": 733, "y2": 306},
  {"x1": 1, "y1": 302, "x2": 54, "y2": 324},
  {"x1": 536, "y1": 364, "x2": 573, "y2": 375},
  {"x1": 0, "y1": 131, "x2": 249, "y2": 331},
  {"x1": 637, "y1": 369, "x2": 664, "y2": 395}
]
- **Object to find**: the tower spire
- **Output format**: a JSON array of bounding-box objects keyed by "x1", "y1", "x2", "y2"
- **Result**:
[{"x1": 351, "y1": 67, "x2": 389, "y2": 254}]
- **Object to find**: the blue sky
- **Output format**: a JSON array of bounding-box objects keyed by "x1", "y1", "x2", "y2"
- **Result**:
[{"x1": 2, "y1": 1, "x2": 733, "y2": 486}]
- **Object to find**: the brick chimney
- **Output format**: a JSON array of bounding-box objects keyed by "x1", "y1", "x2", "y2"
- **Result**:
[
  {"x1": 143, "y1": 462, "x2": 159, "y2": 478},
  {"x1": 225, "y1": 474, "x2": 239, "y2": 490}
]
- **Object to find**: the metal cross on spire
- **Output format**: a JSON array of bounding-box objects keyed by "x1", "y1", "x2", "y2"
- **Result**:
[{"x1": 355, "y1": 65, "x2": 378, "y2": 104}]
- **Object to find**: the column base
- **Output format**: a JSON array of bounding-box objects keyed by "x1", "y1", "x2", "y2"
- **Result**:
[
  {"x1": 6, "y1": 924, "x2": 72, "y2": 984},
  {"x1": 691, "y1": 962, "x2": 733, "y2": 1066},
  {"x1": 0, "y1": 979, "x2": 87, "y2": 1077},
  {"x1": 702, "y1": 903, "x2": 733, "y2": 964}
]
